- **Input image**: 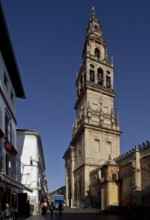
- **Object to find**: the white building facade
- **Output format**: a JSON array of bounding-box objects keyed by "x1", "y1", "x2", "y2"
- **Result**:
[
  {"x1": 0, "y1": 2, "x2": 31, "y2": 216},
  {"x1": 17, "y1": 129, "x2": 48, "y2": 215}
]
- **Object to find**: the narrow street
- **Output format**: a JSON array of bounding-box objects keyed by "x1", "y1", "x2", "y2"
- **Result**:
[{"x1": 20, "y1": 207, "x2": 148, "y2": 220}]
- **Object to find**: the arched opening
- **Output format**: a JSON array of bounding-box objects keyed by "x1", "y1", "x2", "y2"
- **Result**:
[
  {"x1": 106, "y1": 76, "x2": 111, "y2": 88},
  {"x1": 95, "y1": 48, "x2": 100, "y2": 59},
  {"x1": 89, "y1": 64, "x2": 95, "y2": 82},
  {"x1": 97, "y1": 68, "x2": 103, "y2": 85}
]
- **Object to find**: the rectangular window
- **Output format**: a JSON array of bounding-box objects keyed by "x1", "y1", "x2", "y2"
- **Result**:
[
  {"x1": 5, "y1": 111, "x2": 12, "y2": 142},
  {"x1": 107, "y1": 141, "x2": 112, "y2": 155},
  {"x1": 79, "y1": 181, "x2": 81, "y2": 193},
  {"x1": 5, "y1": 113, "x2": 9, "y2": 140},
  {"x1": 95, "y1": 139, "x2": 100, "y2": 152},
  {"x1": 4, "y1": 71, "x2": 8, "y2": 90},
  {"x1": 11, "y1": 91, "x2": 14, "y2": 104},
  {"x1": 112, "y1": 173, "x2": 117, "y2": 181}
]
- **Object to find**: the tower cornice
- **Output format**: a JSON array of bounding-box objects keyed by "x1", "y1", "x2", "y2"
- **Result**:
[{"x1": 71, "y1": 122, "x2": 122, "y2": 145}]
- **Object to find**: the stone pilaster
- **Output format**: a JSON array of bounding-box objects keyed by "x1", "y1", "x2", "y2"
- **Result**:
[
  {"x1": 133, "y1": 149, "x2": 141, "y2": 205},
  {"x1": 70, "y1": 147, "x2": 75, "y2": 207},
  {"x1": 65, "y1": 164, "x2": 69, "y2": 206}
]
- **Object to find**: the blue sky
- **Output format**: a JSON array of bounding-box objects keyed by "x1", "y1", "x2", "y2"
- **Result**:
[{"x1": 1, "y1": 0, "x2": 150, "y2": 192}]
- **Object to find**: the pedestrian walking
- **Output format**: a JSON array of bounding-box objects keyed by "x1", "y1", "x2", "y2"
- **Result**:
[
  {"x1": 40, "y1": 199, "x2": 45, "y2": 215},
  {"x1": 40, "y1": 199, "x2": 47, "y2": 215},
  {"x1": 2, "y1": 202, "x2": 14, "y2": 220},
  {"x1": 25, "y1": 200, "x2": 30, "y2": 218},
  {"x1": 58, "y1": 201, "x2": 63, "y2": 217},
  {"x1": 49, "y1": 202, "x2": 54, "y2": 216}
]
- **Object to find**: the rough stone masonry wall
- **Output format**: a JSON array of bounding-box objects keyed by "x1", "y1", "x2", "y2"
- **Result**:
[
  {"x1": 140, "y1": 146, "x2": 150, "y2": 206},
  {"x1": 117, "y1": 141, "x2": 150, "y2": 207},
  {"x1": 119, "y1": 160, "x2": 133, "y2": 206},
  {"x1": 89, "y1": 168, "x2": 100, "y2": 208}
]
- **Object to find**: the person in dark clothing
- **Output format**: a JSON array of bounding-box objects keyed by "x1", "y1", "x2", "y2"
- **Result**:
[
  {"x1": 58, "y1": 201, "x2": 63, "y2": 217},
  {"x1": 40, "y1": 199, "x2": 47, "y2": 215},
  {"x1": 49, "y1": 202, "x2": 54, "y2": 216},
  {"x1": 25, "y1": 200, "x2": 30, "y2": 217},
  {"x1": 40, "y1": 199, "x2": 45, "y2": 215}
]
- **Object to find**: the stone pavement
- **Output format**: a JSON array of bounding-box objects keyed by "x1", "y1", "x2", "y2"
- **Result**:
[
  {"x1": 17, "y1": 207, "x2": 128, "y2": 220},
  {"x1": 16, "y1": 206, "x2": 150, "y2": 220}
]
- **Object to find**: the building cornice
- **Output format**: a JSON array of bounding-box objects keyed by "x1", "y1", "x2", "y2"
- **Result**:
[{"x1": 0, "y1": 3, "x2": 25, "y2": 98}]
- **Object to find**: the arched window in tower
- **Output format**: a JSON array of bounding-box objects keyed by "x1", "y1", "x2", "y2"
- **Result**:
[
  {"x1": 97, "y1": 68, "x2": 103, "y2": 85},
  {"x1": 95, "y1": 48, "x2": 100, "y2": 59},
  {"x1": 90, "y1": 70, "x2": 94, "y2": 82},
  {"x1": 90, "y1": 64, "x2": 94, "y2": 69},
  {"x1": 106, "y1": 75, "x2": 111, "y2": 88},
  {"x1": 94, "y1": 24, "x2": 98, "y2": 31},
  {"x1": 106, "y1": 70, "x2": 111, "y2": 75}
]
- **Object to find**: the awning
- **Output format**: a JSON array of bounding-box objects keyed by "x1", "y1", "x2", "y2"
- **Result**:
[
  {"x1": 0, "y1": 173, "x2": 32, "y2": 192},
  {"x1": 4, "y1": 141, "x2": 18, "y2": 155}
]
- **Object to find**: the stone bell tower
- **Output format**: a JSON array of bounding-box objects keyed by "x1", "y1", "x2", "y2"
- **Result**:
[{"x1": 63, "y1": 7, "x2": 121, "y2": 207}]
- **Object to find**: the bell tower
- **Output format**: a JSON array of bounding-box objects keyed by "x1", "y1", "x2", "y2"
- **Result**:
[{"x1": 63, "y1": 7, "x2": 121, "y2": 207}]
